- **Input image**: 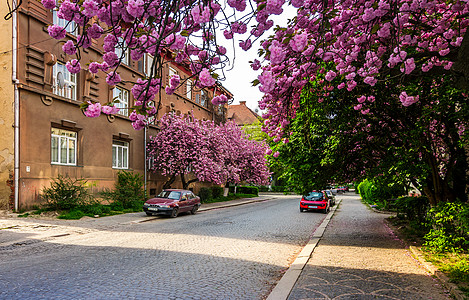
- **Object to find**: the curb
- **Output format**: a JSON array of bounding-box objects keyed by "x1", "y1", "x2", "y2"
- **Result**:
[
  {"x1": 266, "y1": 199, "x2": 342, "y2": 300},
  {"x1": 127, "y1": 197, "x2": 277, "y2": 224},
  {"x1": 408, "y1": 246, "x2": 467, "y2": 300}
]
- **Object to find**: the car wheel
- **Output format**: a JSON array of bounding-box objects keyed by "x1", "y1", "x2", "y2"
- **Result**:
[
  {"x1": 300, "y1": 207, "x2": 304, "y2": 212},
  {"x1": 323, "y1": 208, "x2": 329, "y2": 214},
  {"x1": 190, "y1": 205, "x2": 198, "y2": 215},
  {"x1": 145, "y1": 212, "x2": 152, "y2": 216},
  {"x1": 170, "y1": 207, "x2": 179, "y2": 218}
]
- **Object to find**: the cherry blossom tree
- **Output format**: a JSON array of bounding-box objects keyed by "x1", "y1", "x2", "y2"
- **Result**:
[
  {"x1": 147, "y1": 113, "x2": 269, "y2": 189},
  {"x1": 257, "y1": 1, "x2": 469, "y2": 141}
]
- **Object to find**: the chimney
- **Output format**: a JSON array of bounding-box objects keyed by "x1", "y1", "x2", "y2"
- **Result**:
[{"x1": 239, "y1": 101, "x2": 246, "y2": 105}]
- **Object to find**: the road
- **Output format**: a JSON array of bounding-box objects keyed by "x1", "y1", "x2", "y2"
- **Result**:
[{"x1": 0, "y1": 195, "x2": 327, "y2": 300}]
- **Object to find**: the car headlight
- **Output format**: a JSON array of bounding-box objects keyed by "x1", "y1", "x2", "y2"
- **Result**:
[{"x1": 143, "y1": 203, "x2": 149, "y2": 207}]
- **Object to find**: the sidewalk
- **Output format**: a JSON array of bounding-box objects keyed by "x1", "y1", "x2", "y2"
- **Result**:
[{"x1": 269, "y1": 193, "x2": 451, "y2": 300}]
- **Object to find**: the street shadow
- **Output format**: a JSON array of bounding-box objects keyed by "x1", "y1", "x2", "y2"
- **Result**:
[{"x1": 288, "y1": 265, "x2": 450, "y2": 300}]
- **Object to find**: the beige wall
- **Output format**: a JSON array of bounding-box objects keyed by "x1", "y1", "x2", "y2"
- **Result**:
[{"x1": 0, "y1": 2, "x2": 14, "y2": 209}]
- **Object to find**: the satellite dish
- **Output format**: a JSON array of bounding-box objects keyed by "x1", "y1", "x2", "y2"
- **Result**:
[{"x1": 56, "y1": 72, "x2": 65, "y2": 89}]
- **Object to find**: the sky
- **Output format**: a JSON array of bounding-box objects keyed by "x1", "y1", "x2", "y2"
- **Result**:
[{"x1": 218, "y1": 7, "x2": 298, "y2": 113}]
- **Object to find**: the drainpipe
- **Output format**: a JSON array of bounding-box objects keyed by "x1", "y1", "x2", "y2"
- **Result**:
[
  {"x1": 12, "y1": 5, "x2": 19, "y2": 211},
  {"x1": 144, "y1": 126, "x2": 147, "y2": 199}
]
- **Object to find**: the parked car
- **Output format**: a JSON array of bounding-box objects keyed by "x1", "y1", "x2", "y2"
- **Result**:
[
  {"x1": 143, "y1": 189, "x2": 201, "y2": 218},
  {"x1": 324, "y1": 190, "x2": 336, "y2": 206},
  {"x1": 337, "y1": 186, "x2": 348, "y2": 193},
  {"x1": 300, "y1": 191, "x2": 330, "y2": 214}
]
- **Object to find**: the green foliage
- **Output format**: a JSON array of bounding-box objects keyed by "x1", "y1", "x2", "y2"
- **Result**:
[
  {"x1": 229, "y1": 186, "x2": 259, "y2": 196},
  {"x1": 258, "y1": 186, "x2": 270, "y2": 192},
  {"x1": 41, "y1": 175, "x2": 94, "y2": 210},
  {"x1": 58, "y1": 210, "x2": 85, "y2": 220},
  {"x1": 395, "y1": 196, "x2": 430, "y2": 224},
  {"x1": 424, "y1": 202, "x2": 469, "y2": 253},
  {"x1": 101, "y1": 171, "x2": 145, "y2": 209},
  {"x1": 211, "y1": 186, "x2": 224, "y2": 198},
  {"x1": 199, "y1": 187, "x2": 212, "y2": 203},
  {"x1": 238, "y1": 186, "x2": 258, "y2": 196},
  {"x1": 271, "y1": 186, "x2": 287, "y2": 192},
  {"x1": 357, "y1": 178, "x2": 405, "y2": 210}
]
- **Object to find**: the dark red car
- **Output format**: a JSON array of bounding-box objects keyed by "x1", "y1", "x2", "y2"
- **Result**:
[
  {"x1": 143, "y1": 189, "x2": 201, "y2": 218},
  {"x1": 299, "y1": 191, "x2": 330, "y2": 214},
  {"x1": 337, "y1": 186, "x2": 349, "y2": 193}
]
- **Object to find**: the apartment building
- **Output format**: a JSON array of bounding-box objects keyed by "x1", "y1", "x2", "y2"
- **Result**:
[{"x1": 0, "y1": 0, "x2": 232, "y2": 210}]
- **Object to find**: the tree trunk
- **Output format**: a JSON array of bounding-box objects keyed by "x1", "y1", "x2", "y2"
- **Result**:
[
  {"x1": 180, "y1": 173, "x2": 198, "y2": 190},
  {"x1": 163, "y1": 175, "x2": 176, "y2": 189}
]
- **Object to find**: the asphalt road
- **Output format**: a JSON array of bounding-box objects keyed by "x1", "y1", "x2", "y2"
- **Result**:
[{"x1": 0, "y1": 195, "x2": 327, "y2": 300}]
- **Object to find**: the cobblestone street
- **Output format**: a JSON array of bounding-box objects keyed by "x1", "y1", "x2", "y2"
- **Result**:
[{"x1": 0, "y1": 196, "x2": 325, "y2": 299}]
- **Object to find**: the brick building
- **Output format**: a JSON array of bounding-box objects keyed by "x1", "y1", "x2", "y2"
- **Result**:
[
  {"x1": 227, "y1": 101, "x2": 261, "y2": 126},
  {"x1": 0, "y1": 1, "x2": 232, "y2": 210}
]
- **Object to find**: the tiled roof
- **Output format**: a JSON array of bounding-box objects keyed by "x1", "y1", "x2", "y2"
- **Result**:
[{"x1": 227, "y1": 101, "x2": 261, "y2": 126}]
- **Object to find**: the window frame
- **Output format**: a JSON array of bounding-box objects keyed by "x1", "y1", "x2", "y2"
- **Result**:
[
  {"x1": 186, "y1": 79, "x2": 192, "y2": 100},
  {"x1": 52, "y1": 62, "x2": 77, "y2": 100},
  {"x1": 112, "y1": 140, "x2": 129, "y2": 169},
  {"x1": 53, "y1": 9, "x2": 77, "y2": 35},
  {"x1": 113, "y1": 86, "x2": 130, "y2": 117},
  {"x1": 115, "y1": 37, "x2": 129, "y2": 65},
  {"x1": 51, "y1": 128, "x2": 77, "y2": 166}
]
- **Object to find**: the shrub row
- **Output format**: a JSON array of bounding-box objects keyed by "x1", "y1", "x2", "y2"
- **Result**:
[
  {"x1": 228, "y1": 186, "x2": 259, "y2": 196},
  {"x1": 41, "y1": 171, "x2": 146, "y2": 218}
]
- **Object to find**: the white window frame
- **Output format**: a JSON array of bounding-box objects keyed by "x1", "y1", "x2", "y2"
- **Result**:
[
  {"x1": 200, "y1": 89, "x2": 208, "y2": 107},
  {"x1": 113, "y1": 87, "x2": 129, "y2": 116},
  {"x1": 115, "y1": 37, "x2": 129, "y2": 65},
  {"x1": 51, "y1": 128, "x2": 77, "y2": 166},
  {"x1": 169, "y1": 66, "x2": 177, "y2": 78},
  {"x1": 112, "y1": 140, "x2": 129, "y2": 169},
  {"x1": 145, "y1": 54, "x2": 154, "y2": 76},
  {"x1": 53, "y1": 62, "x2": 77, "y2": 100},
  {"x1": 186, "y1": 79, "x2": 192, "y2": 100},
  {"x1": 53, "y1": 10, "x2": 77, "y2": 35}
]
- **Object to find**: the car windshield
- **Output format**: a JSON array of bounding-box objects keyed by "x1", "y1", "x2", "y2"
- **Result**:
[
  {"x1": 158, "y1": 191, "x2": 181, "y2": 200},
  {"x1": 303, "y1": 192, "x2": 323, "y2": 200}
]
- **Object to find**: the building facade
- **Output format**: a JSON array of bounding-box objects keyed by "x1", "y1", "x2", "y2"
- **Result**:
[{"x1": 0, "y1": 1, "x2": 231, "y2": 210}]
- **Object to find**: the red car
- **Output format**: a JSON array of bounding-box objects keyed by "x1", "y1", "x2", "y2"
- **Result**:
[
  {"x1": 143, "y1": 189, "x2": 201, "y2": 218},
  {"x1": 300, "y1": 191, "x2": 330, "y2": 214},
  {"x1": 337, "y1": 186, "x2": 349, "y2": 193}
]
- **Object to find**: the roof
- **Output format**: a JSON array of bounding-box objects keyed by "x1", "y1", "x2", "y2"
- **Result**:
[{"x1": 227, "y1": 101, "x2": 261, "y2": 126}]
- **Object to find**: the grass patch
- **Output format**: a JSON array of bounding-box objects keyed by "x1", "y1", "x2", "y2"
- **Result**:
[
  {"x1": 388, "y1": 215, "x2": 469, "y2": 297},
  {"x1": 425, "y1": 252, "x2": 469, "y2": 297}
]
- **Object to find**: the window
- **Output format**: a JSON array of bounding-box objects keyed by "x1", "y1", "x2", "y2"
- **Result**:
[
  {"x1": 115, "y1": 37, "x2": 129, "y2": 65},
  {"x1": 53, "y1": 10, "x2": 76, "y2": 35},
  {"x1": 113, "y1": 87, "x2": 129, "y2": 116},
  {"x1": 186, "y1": 79, "x2": 192, "y2": 100},
  {"x1": 200, "y1": 89, "x2": 208, "y2": 107},
  {"x1": 53, "y1": 62, "x2": 77, "y2": 100},
  {"x1": 145, "y1": 54, "x2": 154, "y2": 76},
  {"x1": 112, "y1": 140, "x2": 129, "y2": 169},
  {"x1": 169, "y1": 66, "x2": 177, "y2": 78},
  {"x1": 51, "y1": 128, "x2": 77, "y2": 165}
]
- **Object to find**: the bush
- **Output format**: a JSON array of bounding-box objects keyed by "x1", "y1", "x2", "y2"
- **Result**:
[
  {"x1": 237, "y1": 186, "x2": 258, "y2": 196},
  {"x1": 395, "y1": 196, "x2": 430, "y2": 223},
  {"x1": 258, "y1": 186, "x2": 270, "y2": 192},
  {"x1": 42, "y1": 175, "x2": 94, "y2": 210},
  {"x1": 199, "y1": 187, "x2": 212, "y2": 203},
  {"x1": 357, "y1": 178, "x2": 405, "y2": 210},
  {"x1": 211, "y1": 186, "x2": 224, "y2": 199},
  {"x1": 102, "y1": 171, "x2": 145, "y2": 209},
  {"x1": 424, "y1": 202, "x2": 469, "y2": 253},
  {"x1": 58, "y1": 209, "x2": 85, "y2": 220},
  {"x1": 271, "y1": 186, "x2": 286, "y2": 192}
]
